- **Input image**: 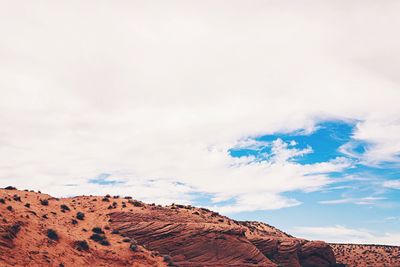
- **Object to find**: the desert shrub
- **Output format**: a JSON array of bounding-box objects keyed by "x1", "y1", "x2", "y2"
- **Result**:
[
  {"x1": 111, "y1": 230, "x2": 120, "y2": 234},
  {"x1": 0, "y1": 198, "x2": 5, "y2": 204},
  {"x1": 4, "y1": 186, "x2": 17, "y2": 190},
  {"x1": 122, "y1": 238, "x2": 131, "y2": 243},
  {"x1": 40, "y1": 199, "x2": 49, "y2": 206},
  {"x1": 42, "y1": 214, "x2": 48, "y2": 219},
  {"x1": 24, "y1": 203, "x2": 30, "y2": 208},
  {"x1": 129, "y1": 200, "x2": 143, "y2": 207},
  {"x1": 163, "y1": 255, "x2": 173, "y2": 264},
  {"x1": 74, "y1": 240, "x2": 89, "y2": 251},
  {"x1": 47, "y1": 229, "x2": 59, "y2": 241},
  {"x1": 104, "y1": 226, "x2": 110, "y2": 230},
  {"x1": 107, "y1": 205, "x2": 113, "y2": 209},
  {"x1": 3, "y1": 223, "x2": 22, "y2": 240},
  {"x1": 76, "y1": 212, "x2": 85, "y2": 220},
  {"x1": 113, "y1": 195, "x2": 119, "y2": 199},
  {"x1": 130, "y1": 243, "x2": 138, "y2": 251},
  {"x1": 90, "y1": 233, "x2": 104, "y2": 242},
  {"x1": 13, "y1": 195, "x2": 21, "y2": 202},
  {"x1": 92, "y1": 227, "x2": 104, "y2": 234},
  {"x1": 105, "y1": 194, "x2": 111, "y2": 198},
  {"x1": 124, "y1": 196, "x2": 132, "y2": 199},
  {"x1": 100, "y1": 240, "x2": 110, "y2": 246},
  {"x1": 71, "y1": 219, "x2": 78, "y2": 225},
  {"x1": 102, "y1": 197, "x2": 110, "y2": 202},
  {"x1": 6, "y1": 206, "x2": 12, "y2": 211},
  {"x1": 60, "y1": 204, "x2": 70, "y2": 211}
]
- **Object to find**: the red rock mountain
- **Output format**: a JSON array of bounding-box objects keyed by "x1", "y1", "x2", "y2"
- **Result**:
[{"x1": 0, "y1": 187, "x2": 369, "y2": 266}]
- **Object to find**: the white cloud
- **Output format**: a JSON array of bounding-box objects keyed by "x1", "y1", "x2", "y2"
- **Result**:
[
  {"x1": 292, "y1": 225, "x2": 400, "y2": 246},
  {"x1": 340, "y1": 120, "x2": 400, "y2": 165},
  {"x1": 383, "y1": 180, "x2": 400, "y2": 189},
  {"x1": 319, "y1": 197, "x2": 385, "y2": 205},
  {"x1": 0, "y1": 1, "x2": 400, "y2": 212}
]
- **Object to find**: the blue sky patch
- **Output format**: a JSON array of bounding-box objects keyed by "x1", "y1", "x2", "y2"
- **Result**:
[{"x1": 88, "y1": 173, "x2": 126, "y2": 186}]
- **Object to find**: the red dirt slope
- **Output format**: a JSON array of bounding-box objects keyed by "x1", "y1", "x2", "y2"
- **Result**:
[
  {"x1": 1, "y1": 187, "x2": 339, "y2": 266},
  {"x1": 331, "y1": 243, "x2": 400, "y2": 267}
]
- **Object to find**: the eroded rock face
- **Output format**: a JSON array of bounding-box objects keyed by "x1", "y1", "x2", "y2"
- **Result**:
[
  {"x1": 109, "y1": 211, "x2": 276, "y2": 267},
  {"x1": 241, "y1": 221, "x2": 337, "y2": 267},
  {"x1": 300, "y1": 241, "x2": 336, "y2": 267},
  {"x1": 109, "y1": 209, "x2": 337, "y2": 267}
]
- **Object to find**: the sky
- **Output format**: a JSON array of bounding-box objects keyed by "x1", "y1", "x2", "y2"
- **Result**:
[{"x1": 1, "y1": 0, "x2": 400, "y2": 245}]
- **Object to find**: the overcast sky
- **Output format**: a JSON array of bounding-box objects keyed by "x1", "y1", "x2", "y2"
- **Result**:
[{"x1": 1, "y1": 1, "x2": 400, "y2": 245}]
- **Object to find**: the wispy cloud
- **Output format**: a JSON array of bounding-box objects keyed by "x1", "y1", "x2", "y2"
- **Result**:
[
  {"x1": 319, "y1": 197, "x2": 385, "y2": 205},
  {"x1": 383, "y1": 180, "x2": 400, "y2": 189},
  {"x1": 292, "y1": 225, "x2": 400, "y2": 246}
]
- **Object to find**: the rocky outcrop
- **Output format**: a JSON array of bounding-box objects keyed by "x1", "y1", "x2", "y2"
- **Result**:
[
  {"x1": 242, "y1": 221, "x2": 336, "y2": 267},
  {"x1": 109, "y1": 211, "x2": 276, "y2": 266},
  {"x1": 300, "y1": 241, "x2": 336, "y2": 267},
  {"x1": 1, "y1": 188, "x2": 339, "y2": 267},
  {"x1": 109, "y1": 208, "x2": 337, "y2": 267}
]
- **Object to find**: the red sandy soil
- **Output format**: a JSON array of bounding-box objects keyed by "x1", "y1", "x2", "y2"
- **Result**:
[
  {"x1": 330, "y1": 243, "x2": 400, "y2": 267},
  {"x1": 0, "y1": 187, "x2": 345, "y2": 266}
]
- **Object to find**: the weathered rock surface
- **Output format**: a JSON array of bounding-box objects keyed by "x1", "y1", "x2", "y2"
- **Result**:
[
  {"x1": 331, "y1": 243, "x2": 400, "y2": 267},
  {"x1": 1, "y1": 188, "x2": 340, "y2": 266}
]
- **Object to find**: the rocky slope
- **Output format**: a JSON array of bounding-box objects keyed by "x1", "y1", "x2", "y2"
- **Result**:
[
  {"x1": 1, "y1": 187, "x2": 339, "y2": 266},
  {"x1": 330, "y1": 243, "x2": 400, "y2": 267}
]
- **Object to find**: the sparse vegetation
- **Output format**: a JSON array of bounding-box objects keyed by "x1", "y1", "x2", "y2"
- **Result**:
[
  {"x1": 74, "y1": 240, "x2": 89, "y2": 251},
  {"x1": 130, "y1": 243, "x2": 138, "y2": 251},
  {"x1": 60, "y1": 204, "x2": 70, "y2": 211},
  {"x1": 76, "y1": 212, "x2": 85, "y2": 220},
  {"x1": 3, "y1": 223, "x2": 22, "y2": 240},
  {"x1": 128, "y1": 199, "x2": 143, "y2": 207},
  {"x1": 6, "y1": 205, "x2": 12, "y2": 211},
  {"x1": 0, "y1": 198, "x2": 5, "y2": 204},
  {"x1": 92, "y1": 227, "x2": 104, "y2": 234},
  {"x1": 47, "y1": 229, "x2": 59, "y2": 241},
  {"x1": 4, "y1": 186, "x2": 17, "y2": 190},
  {"x1": 90, "y1": 233, "x2": 104, "y2": 242},
  {"x1": 40, "y1": 199, "x2": 49, "y2": 206},
  {"x1": 100, "y1": 240, "x2": 110, "y2": 246},
  {"x1": 13, "y1": 195, "x2": 21, "y2": 201}
]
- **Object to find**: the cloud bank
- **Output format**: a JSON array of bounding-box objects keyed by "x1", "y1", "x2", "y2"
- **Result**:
[
  {"x1": 1, "y1": 1, "x2": 400, "y2": 216},
  {"x1": 293, "y1": 225, "x2": 400, "y2": 246}
]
